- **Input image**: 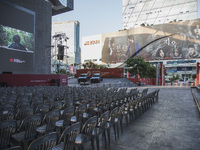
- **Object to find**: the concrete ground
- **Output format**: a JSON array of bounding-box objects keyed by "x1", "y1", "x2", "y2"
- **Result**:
[
  {"x1": 69, "y1": 78, "x2": 200, "y2": 150},
  {"x1": 106, "y1": 86, "x2": 200, "y2": 150},
  {"x1": 68, "y1": 78, "x2": 137, "y2": 88}
]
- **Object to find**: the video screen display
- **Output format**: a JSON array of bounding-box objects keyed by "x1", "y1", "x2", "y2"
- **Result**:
[
  {"x1": 0, "y1": 25, "x2": 34, "y2": 51},
  {"x1": 0, "y1": 1, "x2": 35, "y2": 73},
  {"x1": 102, "y1": 19, "x2": 200, "y2": 63}
]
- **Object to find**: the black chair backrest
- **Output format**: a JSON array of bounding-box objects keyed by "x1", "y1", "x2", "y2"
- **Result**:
[
  {"x1": 0, "y1": 110, "x2": 15, "y2": 121},
  {"x1": 61, "y1": 106, "x2": 75, "y2": 119},
  {"x1": 98, "y1": 111, "x2": 110, "y2": 130},
  {"x1": 59, "y1": 122, "x2": 82, "y2": 150},
  {"x1": 0, "y1": 104, "x2": 15, "y2": 111},
  {"x1": 18, "y1": 114, "x2": 41, "y2": 139},
  {"x1": 51, "y1": 101, "x2": 63, "y2": 110},
  {"x1": 63, "y1": 100, "x2": 74, "y2": 108},
  {"x1": 45, "y1": 98, "x2": 55, "y2": 105},
  {"x1": 62, "y1": 106, "x2": 75, "y2": 126},
  {"x1": 0, "y1": 120, "x2": 17, "y2": 149},
  {"x1": 88, "y1": 101, "x2": 97, "y2": 110},
  {"x1": 4, "y1": 146, "x2": 23, "y2": 150},
  {"x1": 43, "y1": 109, "x2": 60, "y2": 132},
  {"x1": 118, "y1": 104, "x2": 125, "y2": 120},
  {"x1": 76, "y1": 103, "x2": 87, "y2": 119},
  {"x1": 15, "y1": 106, "x2": 34, "y2": 121},
  {"x1": 109, "y1": 107, "x2": 119, "y2": 124},
  {"x1": 81, "y1": 116, "x2": 98, "y2": 141},
  {"x1": 141, "y1": 88, "x2": 148, "y2": 97},
  {"x1": 31, "y1": 99, "x2": 43, "y2": 110},
  {"x1": 16, "y1": 101, "x2": 30, "y2": 110},
  {"x1": 27, "y1": 132, "x2": 58, "y2": 150},
  {"x1": 35, "y1": 103, "x2": 50, "y2": 116},
  {"x1": 43, "y1": 109, "x2": 60, "y2": 123}
]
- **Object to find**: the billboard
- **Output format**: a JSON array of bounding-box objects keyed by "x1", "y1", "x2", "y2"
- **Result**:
[
  {"x1": 82, "y1": 34, "x2": 102, "y2": 64},
  {"x1": 102, "y1": 19, "x2": 200, "y2": 63},
  {"x1": 0, "y1": 1, "x2": 35, "y2": 73}
]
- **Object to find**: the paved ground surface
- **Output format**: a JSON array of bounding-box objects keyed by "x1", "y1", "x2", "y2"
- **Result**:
[
  {"x1": 68, "y1": 78, "x2": 137, "y2": 88},
  {"x1": 69, "y1": 78, "x2": 200, "y2": 150}
]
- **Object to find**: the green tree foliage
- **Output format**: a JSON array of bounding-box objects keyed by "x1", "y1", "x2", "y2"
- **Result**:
[
  {"x1": 125, "y1": 56, "x2": 156, "y2": 78},
  {"x1": 82, "y1": 61, "x2": 107, "y2": 69},
  {"x1": 147, "y1": 65, "x2": 156, "y2": 78},
  {"x1": 56, "y1": 69, "x2": 67, "y2": 74},
  {"x1": 169, "y1": 73, "x2": 180, "y2": 82},
  {"x1": 0, "y1": 25, "x2": 9, "y2": 46},
  {"x1": 192, "y1": 74, "x2": 196, "y2": 79}
]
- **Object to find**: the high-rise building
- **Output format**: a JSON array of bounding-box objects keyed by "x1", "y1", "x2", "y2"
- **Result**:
[
  {"x1": 51, "y1": 20, "x2": 80, "y2": 73},
  {"x1": 123, "y1": 0, "x2": 200, "y2": 29}
]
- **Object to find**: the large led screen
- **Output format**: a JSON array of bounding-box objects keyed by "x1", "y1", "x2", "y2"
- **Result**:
[
  {"x1": 102, "y1": 19, "x2": 200, "y2": 63},
  {"x1": 0, "y1": 1, "x2": 35, "y2": 73}
]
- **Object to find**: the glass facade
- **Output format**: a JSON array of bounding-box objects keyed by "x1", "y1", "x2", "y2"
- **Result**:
[
  {"x1": 123, "y1": 0, "x2": 199, "y2": 29},
  {"x1": 51, "y1": 21, "x2": 80, "y2": 73}
]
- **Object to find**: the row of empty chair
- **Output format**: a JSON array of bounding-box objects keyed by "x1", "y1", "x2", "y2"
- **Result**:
[{"x1": 0, "y1": 86, "x2": 159, "y2": 150}]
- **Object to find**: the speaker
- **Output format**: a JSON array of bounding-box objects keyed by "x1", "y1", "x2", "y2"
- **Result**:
[
  {"x1": 0, "y1": 82, "x2": 7, "y2": 87},
  {"x1": 57, "y1": 45, "x2": 64, "y2": 60},
  {"x1": 53, "y1": 79, "x2": 60, "y2": 86}
]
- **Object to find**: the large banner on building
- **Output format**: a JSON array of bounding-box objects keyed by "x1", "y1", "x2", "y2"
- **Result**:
[{"x1": 102, "y1": 19, "x2": 200, "y2": 63}]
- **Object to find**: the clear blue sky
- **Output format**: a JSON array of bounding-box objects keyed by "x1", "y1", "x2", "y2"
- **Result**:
[{"x1": 52, "y1": 0, "x2": 122, "y2": 38}]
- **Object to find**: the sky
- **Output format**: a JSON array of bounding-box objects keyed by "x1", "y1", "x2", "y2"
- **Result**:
[{"x1": 52, "y1": 0, "x2": 123, "y2": 41}]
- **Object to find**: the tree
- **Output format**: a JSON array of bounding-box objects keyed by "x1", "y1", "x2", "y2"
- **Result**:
[
  {"x1": 192, "y1": 74, "x2": 196, "y2": 79},
  {"x1": 146, "y1": 64, "x2": 156, "y2": 78},
  {"x1": 56, "y1": 68, "x2": 67, "y2": 74},
  {"x1": 82, "y1": 61, "x2": 96, "y2": 69},
  {"x1": 82, "y1": 61, "x2": 107, "y2": 69},
  {"x1": 125, "y1": 56, "x2": 156, "y2": 78},
  {"x1": 169, "y1": 73, "x2": 180, "y2": 82}
]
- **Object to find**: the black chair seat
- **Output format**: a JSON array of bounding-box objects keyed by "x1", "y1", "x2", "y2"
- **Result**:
[
  {"x1": 82, "y1": 112, "x2": 88, "y2": 118},
  {"x1": 36, "y1": 125, "x2": 47, "y2": 134},
  {"x1": 55, "y1": 120, "x2": 64, "y2": 127},
  {"x1": 51, "y1": 142, "x2": 64, "y2": 150},
  {"x1": 114, "y1": 118, "x2": 119, "y2": 123},
  {"x1": 70, "y1": 116, "x2": 77, "y2": 123},
  {"x1": 4, "y1": 146, "x2": 23, "y2": 150},
  {"x1": 11, "y1": 131, "x2": 25, "y2": 142},
  {"x1": 75, "y1": 134, "x2": 83, "y2": 144}
]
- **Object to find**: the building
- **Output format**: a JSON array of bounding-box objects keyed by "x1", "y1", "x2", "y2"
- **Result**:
[
  {"x1": 82, "y1": 18, "x2": 200, "y2": 80},
  {"x1": 51, "y1": 20, "x2": 81, "y2": 74},
  {"x1": 122, "y1": 0, "x2": 200, "y2": 29}
]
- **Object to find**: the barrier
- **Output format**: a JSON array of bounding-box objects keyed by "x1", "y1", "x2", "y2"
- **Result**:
[{"x1": 0, "y1": 74, "x2": 68, "y2": 87}]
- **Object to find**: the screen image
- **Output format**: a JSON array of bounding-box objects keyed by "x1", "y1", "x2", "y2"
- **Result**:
[
  {"x1": 102, "y1": 19, "x2": 200, "y2": 63},
  {"x1": 0, "y1": 1, "x2": 35, "y2": 73},
  {"x1": 0, "y1": 25, "x2": 34, "y2": 51}
]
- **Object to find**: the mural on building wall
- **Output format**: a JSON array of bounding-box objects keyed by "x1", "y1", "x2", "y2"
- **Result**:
[{"x1": 102, "y1": 19, "x2": 200, "y2": 63}]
